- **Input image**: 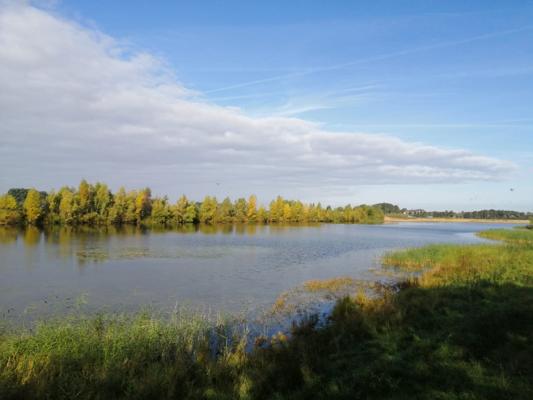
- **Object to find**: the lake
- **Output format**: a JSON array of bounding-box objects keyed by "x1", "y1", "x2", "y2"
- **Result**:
[{"x1": 0, "y1": 222, "x2": 516, "y2": 319}]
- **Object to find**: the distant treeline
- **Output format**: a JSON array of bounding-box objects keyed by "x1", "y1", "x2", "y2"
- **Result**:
[
  {"x1": 373, "y1": 202, "x2": 532, "y2": 220},
  {"x1": 0, "y1": 180, "x2": 384, "y2": 226}
]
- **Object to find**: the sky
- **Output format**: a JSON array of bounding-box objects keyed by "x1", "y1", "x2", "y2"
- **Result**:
[{"x1": 0, "y1": 0, "x2": 532, "y2": 211}]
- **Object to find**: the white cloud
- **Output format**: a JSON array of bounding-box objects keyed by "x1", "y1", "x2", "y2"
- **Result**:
[{"x1": 0, "y1": 4, "x2": 517, "y2": 201}]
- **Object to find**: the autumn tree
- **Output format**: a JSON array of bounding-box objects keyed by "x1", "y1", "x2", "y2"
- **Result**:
[
  {"x1": 199, "y1": 196, "x2": 218, "y2": 224},
  {"x1": 184, "y1": 203, "x2": 198, "y2": 224},
  {"x1": 94, "y1": 183, "x2": 111, "y2": 218},
  {"x1": 307, "y1": 204, "x2": 318, "y2": 222},
  {"x1": 124, "y1": 191, "x2": 137, "y2": 224},
  {"x1": 269, "y1": 196, "x2": 284, "y2": 223},
  {"x1": 59, "y1": 188, "x2": 77, "y2": 224},
  {"x1": 217, "y1": 197, "x2": 234, "y2": 223},
  {"x1": 78, "y1": 179, "x2": 92, "y2": 213},
  {"x1": 316, "y1": 203, "x2": 325, "y2": 222},
  {"x1": 247, "y1": 195, "x2": 257, "y2": 222},
  {"x1": 256, "y1": 206, "x2": 268, "y2": 223},
  {"x1": 108, "y1": 187, "x2": 127, "y2": 225},
  {"x1": 23, "y1": 189, "x2": 44, "y2": 225},
  {"x1": 0, "y1": 194, "x2": 21, "y2": 225},
  {"x1": 234, "y1": 198, "x2": 247, "y2": 223},
  {"x1": 282, "y1": 203, "x2": 292, "y2": 222},
  {"x1": 151, "y1": 197, "x2": 172, "y2": 225},
  {"x1": 7, "y1": 188, "x2": 29, "y2": 206},
  {"x1": 135, "y1": 188, "x2": 152, "y2": 224},
  {"x1": 291, "y1": 201, "x2": 305, "y2": 222},
  {"x1": 46, "y1": 191, "x2": 61, "y2": 224}
]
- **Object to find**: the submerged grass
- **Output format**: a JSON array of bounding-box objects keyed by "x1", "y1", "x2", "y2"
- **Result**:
[
  {"x1": 1, "y1": 228, "x2": 532, "y2": 399},
  {"x1": 269, "y1": 277, "x2": 371, "y2": 317},
  {"x1": 303, "y1": 277, "x2": 361, "y2": 293}
]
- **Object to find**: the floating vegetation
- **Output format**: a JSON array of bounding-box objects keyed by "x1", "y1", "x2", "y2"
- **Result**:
[
  {"x1": 74, "y1": 246, "x2": 246, "y2": 263},
  {"x1": 269, "y1": 277, "x2": 374, "y2": 317},
  {"x1": 303, "y1": 276, "x2": 364, "y2": 293},
  {"x1": 76, "y1": 248, "x2": 109, "y2": 262}
]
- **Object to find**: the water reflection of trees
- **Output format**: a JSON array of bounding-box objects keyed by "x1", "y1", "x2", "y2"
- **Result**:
[
  {"x1": 0, "y1": 226, "x2": 44, "y2": 247},
  {"x1": 1, "y1": 224, "x2": 320, "y2": 267},
  {"x1": 0, "y1": 227, "x2": 19, "y2": 244},
  {"x1": 40, "y1": 225, "x2": 152, "y2": 265},
  {"x1": 23, "y1": 226, "x2": 41, "y2": 246},
  {"x1": 1, "y1": 224, "x2": 320, "y2": 249}
]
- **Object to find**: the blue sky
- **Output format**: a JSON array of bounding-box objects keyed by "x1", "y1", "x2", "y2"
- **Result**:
[{"x1": 0, "y1": 1, "x2": 532, "y2": 210}]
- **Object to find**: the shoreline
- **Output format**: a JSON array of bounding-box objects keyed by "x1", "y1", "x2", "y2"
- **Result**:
[{"x1": 384, "y1": 216, "x2": 528, "y2": 224}]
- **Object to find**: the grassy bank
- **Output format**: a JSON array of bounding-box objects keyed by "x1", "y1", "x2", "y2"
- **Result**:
[
  {"x1": 1, "y1": 229, "x2": 532, "y2": 399},
  {"x1": 477, "y1": 227, "x2": 533, "y2": 244}
]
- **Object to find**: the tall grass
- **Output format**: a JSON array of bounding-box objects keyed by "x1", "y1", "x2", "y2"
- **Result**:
[
  {"x1": 1, "y1": 227, "x2": 532, "y2": 399},
  {"x1": 0, "y1": 312, "x2": 249, "y2": 399},
  {"x1": 382, "y1": 243, "x2": 533, "y2": 286},
  {"x1": 477, "y1": 227, "x2": 533, "y2": 244}
]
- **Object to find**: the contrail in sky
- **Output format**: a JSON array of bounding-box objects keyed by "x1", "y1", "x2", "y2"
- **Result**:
[{"x1": 204, "y1": 25, "x2": 533, "y2": 94}]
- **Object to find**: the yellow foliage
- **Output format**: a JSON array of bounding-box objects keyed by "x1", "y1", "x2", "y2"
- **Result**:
[{"x1": 23, "y1": 188, "x2": 42, "y2": 225}]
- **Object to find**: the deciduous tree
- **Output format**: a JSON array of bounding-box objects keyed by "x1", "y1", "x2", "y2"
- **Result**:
[
  {"x1": 23, "y1": 189, "x2": 43, "y2": 225},
  {"x1": 199, "y1": 196, "x2": 217, "y2": 224},
  {"x1": 0, "y1": 194, "x2": 21, "y2": 225},
  {"x1": 247, "y1": 195, "x2": 257, "y2": 222}
]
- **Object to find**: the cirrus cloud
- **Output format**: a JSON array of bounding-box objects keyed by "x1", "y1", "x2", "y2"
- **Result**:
[{"x1": 0, "y1": 3, "x2": 516, "y2": 201}]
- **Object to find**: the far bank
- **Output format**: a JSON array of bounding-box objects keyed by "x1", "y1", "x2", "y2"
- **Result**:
[{"x1": 385, "y1": 216, "x2": 529, "y2": 224}]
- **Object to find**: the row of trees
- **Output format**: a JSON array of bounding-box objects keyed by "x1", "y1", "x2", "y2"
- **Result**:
[
  {"x1": 373, "y1": 202, "x2": 532, "y2": 220},
  {"x1": 0, "y1": 180, "x2": 384, "y2": 227},
  {"x1": 373, "y1": 203, "x2": 402, "y2": 215},
  {"x1": 403, "y1": 209, "x2": 532, "y2": 220}
]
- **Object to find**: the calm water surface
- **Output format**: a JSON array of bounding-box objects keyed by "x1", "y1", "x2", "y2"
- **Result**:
[{"x1": 0, "y1": 222, "x2": 515, "y2": 318}]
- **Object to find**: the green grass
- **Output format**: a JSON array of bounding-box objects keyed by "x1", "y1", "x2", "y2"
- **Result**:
[
  {"x1": 0, "y1": 311, "x2": 252, "y2": 399},
  {"x1": 382, "y1": 243, "x2": 533, "y2": 286},
  {"x1": 1, "y1": 228, "x2": 532, "y2": 399},
  {"x1": 477, "y1": 227, "x2": 533, "y2": 244}
]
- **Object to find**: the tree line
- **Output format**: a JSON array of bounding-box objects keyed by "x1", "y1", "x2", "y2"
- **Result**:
[
  {"x1": 0, "y1": 180, "x2": 384, "y2": 226},
  {"x1": 373, "y1": 202, "x2": 532, "y2": 220},
  {"x1": 404, "y1": 208, "x2": 531, "y2": 220}
]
